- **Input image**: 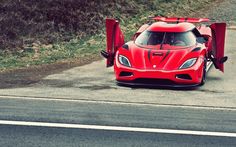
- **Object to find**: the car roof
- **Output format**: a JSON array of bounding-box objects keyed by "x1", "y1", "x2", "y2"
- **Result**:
[{"x1": 147, "y1": 22, "x2": 195, "y2": 32}]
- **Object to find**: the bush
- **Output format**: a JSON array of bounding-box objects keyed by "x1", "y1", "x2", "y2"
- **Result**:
[{"x1": 0, "y1": 0, "x2": 142, "y2": 51}]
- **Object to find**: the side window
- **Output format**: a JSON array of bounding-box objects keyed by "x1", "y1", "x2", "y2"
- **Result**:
[
  {"x1": 192, "y1": 28, "x2": 206, "y2": 44},
  {"x1": 135, "y1": 31, "x2": 150, "y2": 45},
  {"x1": 182, "y1": 32, "x2": 197, "y2": 46}
]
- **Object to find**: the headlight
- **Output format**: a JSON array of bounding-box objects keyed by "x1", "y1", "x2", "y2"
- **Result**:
[
  {"x1": 179, "y1": 58, "x2": 197, "y2": 69},
  {"x1": 118, "y1": 55, "x2": 131, "y2": 67}
]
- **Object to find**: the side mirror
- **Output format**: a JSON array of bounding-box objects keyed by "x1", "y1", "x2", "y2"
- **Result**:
[
  {"x1": 101, "y1": 50, "x2": 109, "y2": 59},
  {"x1": 219, "y1": 56, "x2": 228, "y2": 64}
]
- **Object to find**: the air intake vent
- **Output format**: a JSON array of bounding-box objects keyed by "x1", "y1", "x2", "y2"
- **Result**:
[
  {"x1": 133, "y1": 78, "x2": 176, "y2": 85},
  {"x1": 122, "y1": 44, "x2": 129, "y2": 50},
  {"x1": 119, "y1": 71, "x2": 133, "y2": 77},
  {"x1": 176, "y1": 74, "x2": 192, "y2": 80}
]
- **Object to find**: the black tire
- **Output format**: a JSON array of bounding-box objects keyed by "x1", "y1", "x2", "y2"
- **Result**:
[{"x1": 200, "y1": 57, "x2": 207, "y2": 86}]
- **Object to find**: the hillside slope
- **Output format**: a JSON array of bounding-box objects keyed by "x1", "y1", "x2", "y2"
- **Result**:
[{"x1": 0, "y1": 0, "x2": 217, "y2": 69}]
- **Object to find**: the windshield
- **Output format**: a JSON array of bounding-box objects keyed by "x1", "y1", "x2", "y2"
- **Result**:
[{"x1": 135, "y1": 30, "x2": 196, "y2": 49}]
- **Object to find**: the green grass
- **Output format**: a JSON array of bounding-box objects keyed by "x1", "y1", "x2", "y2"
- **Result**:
[
  {"x1": 0, "y1": 33, "x2": 106, "y2": 69},
  {"x1": 0, "y1": 0, "x2": 217, "y2": 70}
]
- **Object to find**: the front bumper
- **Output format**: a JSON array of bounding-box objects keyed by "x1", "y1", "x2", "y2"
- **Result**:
[
  {"x1": 114, "y1": 60, "x2": 204, "y2": 87},
  {"x1": 116, "y1": 80, "x2": 199, "y2": 88}
]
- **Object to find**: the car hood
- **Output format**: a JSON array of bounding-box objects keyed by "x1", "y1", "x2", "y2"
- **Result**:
[{"x1": 124, "y1": 42, "x2": 201, "y2": 70}]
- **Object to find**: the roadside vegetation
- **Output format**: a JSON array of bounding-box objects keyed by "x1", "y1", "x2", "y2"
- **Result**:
[{"x1": 0, "y1": 0, "x2": 217, "y2": 70}]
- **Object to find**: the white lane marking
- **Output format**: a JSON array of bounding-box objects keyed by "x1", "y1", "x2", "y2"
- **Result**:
[
  {"x1": 0, "y1": 120, "x2": 236, "y2": 138},
  {"x1": 0, "y1": 95, "x2": 236, "y2": 111}
]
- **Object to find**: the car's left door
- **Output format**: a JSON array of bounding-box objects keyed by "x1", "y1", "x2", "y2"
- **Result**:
[{"x1": 101, "y1": 18, "x2": 124, "y2": 67}]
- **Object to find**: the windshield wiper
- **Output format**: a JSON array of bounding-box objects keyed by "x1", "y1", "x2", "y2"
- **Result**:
[{"x1": 160, "y1": 32, "x2": 166, "y2": 50}]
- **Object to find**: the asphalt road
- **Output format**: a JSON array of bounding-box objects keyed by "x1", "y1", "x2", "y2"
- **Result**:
[
  {"x1": 1, "y1": 125, "x2": 236, "y2": 147},
  {"x1": 0, "y1": 97, "x2": 236, "y2": 147},
  {"x1": 1, "y1": 97, "x2": 236, "y2": 132}
]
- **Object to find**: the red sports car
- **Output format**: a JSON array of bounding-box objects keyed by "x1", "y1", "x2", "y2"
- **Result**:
[{"x1": 101, "y1": 17, "x2": 228, "y2": 87}]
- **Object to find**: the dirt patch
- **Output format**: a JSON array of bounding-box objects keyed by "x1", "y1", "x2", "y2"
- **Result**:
[
  {"x1": 0, "y1": 54, "x2": 102, "y2": 89},
  {"x1": 79, "y1": 85, "x2": 118, "y2": 90},
  {"x1": 197, "y1": 89, "x2": 224, "y2": 94}
]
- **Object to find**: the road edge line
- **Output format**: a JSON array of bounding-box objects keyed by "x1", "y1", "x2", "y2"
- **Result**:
[{"x1": 0, "y1": 120, "x2": 236, "y2": 138}]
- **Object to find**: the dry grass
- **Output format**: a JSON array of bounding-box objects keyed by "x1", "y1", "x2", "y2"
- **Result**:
[
  {"x1": 0, "y1": 0, "x2": 142, "y2": 50},
  {"x1": 0, "y1": 0, "x2": 217, "y2": 70}
]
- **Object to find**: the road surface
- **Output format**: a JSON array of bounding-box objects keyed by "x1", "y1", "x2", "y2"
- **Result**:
[{"x1": 0, "y1": 97, "x2": 236, "y2": 147}]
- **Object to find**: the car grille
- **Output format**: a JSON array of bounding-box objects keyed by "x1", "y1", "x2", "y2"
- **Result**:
[{"x1": 132, "y1": 78, "x2": 176, "y2": 85}]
